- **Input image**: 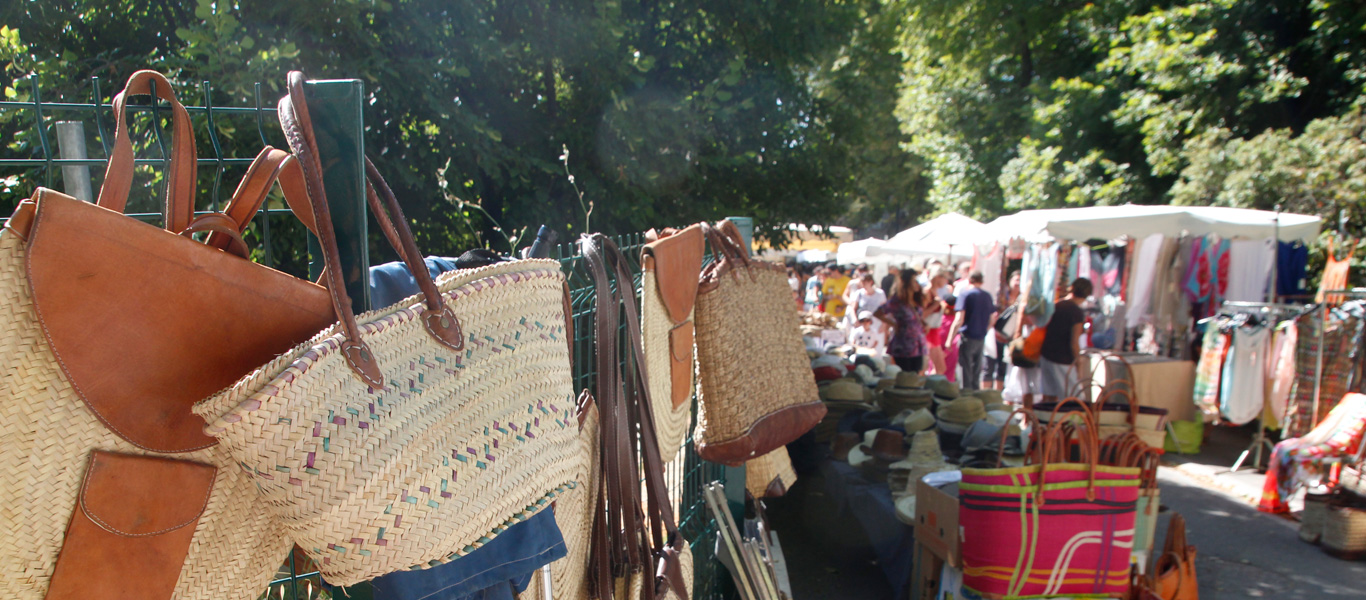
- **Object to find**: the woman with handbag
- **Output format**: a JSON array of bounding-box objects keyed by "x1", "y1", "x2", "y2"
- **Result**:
[{"x1": 875, "y1": 268, "x2": 931, "y2": 373}]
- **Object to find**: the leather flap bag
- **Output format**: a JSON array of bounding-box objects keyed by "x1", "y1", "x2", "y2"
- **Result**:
[
  {"x1": 692, "y1": 220, "x2": 825, "y2": 465},
  {"x1": 0, "y1": 70, "x2": 328, "y2": 600},
  {"x1": 641, "y1": 224, "x2": 705, "y2": 461}
]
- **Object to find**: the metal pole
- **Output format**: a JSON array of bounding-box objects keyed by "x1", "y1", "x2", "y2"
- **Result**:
[
  {"x1": 55, "y1": 121, "x2": 92, "y2": 202},
  {"x1": 1270, "y1": 204, "x2": 1279, "y2": 303}
]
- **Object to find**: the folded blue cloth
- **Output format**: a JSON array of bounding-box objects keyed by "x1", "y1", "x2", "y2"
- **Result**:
[
  {"x1": 369, "y1": 257, "x2": 462, "y2": 309},
  {"x1": 368, "y1": 509, "x2": 566, "y2": 600}
]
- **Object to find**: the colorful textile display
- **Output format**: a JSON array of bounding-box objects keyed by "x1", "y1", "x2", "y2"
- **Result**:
[
  {"x1": 1286, "y1": 302, "x2": 1365, "y2": 437},
  {"x1": 1193, "y1": 326, "x2": 1230, "y2": 422},
  {"x1": 1260, "y1": 393, "x2": 1366, "y2": 513}
]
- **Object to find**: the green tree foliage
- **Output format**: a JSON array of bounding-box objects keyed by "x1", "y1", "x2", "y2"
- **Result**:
[
  {"x1": 0, "y1": 0, "x2": 886, "y2": 256},
  {"x1": 894, "y1": 0, "x2": 1366, "y2": 242}
]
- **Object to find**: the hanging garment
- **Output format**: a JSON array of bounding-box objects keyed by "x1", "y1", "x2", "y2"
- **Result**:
[
  {"x1": 1024, "y1": 243, "x2": 1060, "y2": 326},
  {"x1": 1193, "y1": 325, "x2": 1231, "y2": 422},
  {"x1": 976, "y1": 243, "x2": 1003, "y2": 299},
  {"x1": 1224, "y1": 238, "x2": 1277, "y2": 302},
  {"x1": 1318, "y1": 238, "x2": 1354, "y2": 305},
  {"x1": 1182, "y1": 237, "x2": 1211, "y2": 308},
  {"x1": 1278, "y1": 241, "x2": 1309, "y2": 299},
  {"x1": 1287, "y1": 302, "x2": 1366, "y2": 435},
  {"x1": 1221, "y1": 325, "x2": 1271, "y2": 426},
  {"x1": 1098, "y1": 247, "x2": 1123, "y2": 296},
  {"x1": 1125, "y1": 234, "x2": 1165, "y2": 328},
  {"x1": 1268, "y1": 321, "x2": 1298, "y2": 426},
  {"x1": 1212, "y1": 237, "x2": 1231, "y2": 308},
  {"x1": 1148, "y1": 236, "x2": 1184, "y2": 332}
]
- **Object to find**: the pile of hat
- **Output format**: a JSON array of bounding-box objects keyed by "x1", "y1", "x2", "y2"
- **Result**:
[
  {"x1": 814, "y1": 379, "x2": 873, "y2": 443},
  {"x1": 878, "y1": 371, "x2": 933, "y2": 416}
]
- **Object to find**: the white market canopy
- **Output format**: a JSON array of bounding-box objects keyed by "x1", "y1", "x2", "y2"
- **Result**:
[
  {"x1": 889, "y1": 212, "x2": 994, "y2": 246},
  {"x1": 985, "y1": 204, "x2": 1322, "y2": 244}
]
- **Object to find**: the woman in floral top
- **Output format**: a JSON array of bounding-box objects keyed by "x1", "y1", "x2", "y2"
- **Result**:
[{"x1": 875, "y1": 268, "x2": 930, "y2": 373}]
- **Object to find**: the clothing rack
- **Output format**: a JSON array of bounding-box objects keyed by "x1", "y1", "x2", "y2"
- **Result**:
[{"x1": 1214, "y1": 301, "x2": 1314, "y2": 473}]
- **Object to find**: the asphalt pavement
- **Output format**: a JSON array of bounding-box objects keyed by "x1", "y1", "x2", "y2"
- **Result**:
[{"x1": 1156, "y1": 467, "x2": 1366, "y2": 599}]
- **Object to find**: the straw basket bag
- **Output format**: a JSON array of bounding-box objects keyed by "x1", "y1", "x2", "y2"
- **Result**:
[
  {"x1": 524, "y1": 393, "x2": 599, "y2": 600},
  {"x1": 193, "y1": 72, "x2": 580, "y2": 585},
  {"x1": 0, "y1": 71, "x2": 333, "y2": 600},
  {"x1": 1322, "y1": 503, "x2": 1366, "y2": 558},
  {"x1": 693, "y1": 221, "x2": 825, "y2": 466},
  {"x1": 746, "y1": 446, "x2": 798, "y2": 499},
  {"x1": 641, "y1": 225, "x2": 705, "y2": 463}
]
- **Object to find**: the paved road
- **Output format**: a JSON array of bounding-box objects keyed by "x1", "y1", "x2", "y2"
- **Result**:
[{"x1": 1157, "y1": 467, "x2": 1366, "y2": 599}]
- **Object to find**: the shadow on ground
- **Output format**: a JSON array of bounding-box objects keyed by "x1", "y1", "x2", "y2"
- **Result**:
[
  {"x1": 765, "y1": 472, "x2": 894, "y2": 600},
  {"x1": 1158, "y1": 467, "x2": 1366, "y2": 599}
]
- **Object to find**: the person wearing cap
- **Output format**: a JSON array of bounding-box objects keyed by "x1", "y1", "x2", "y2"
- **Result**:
[
  {"x1": 949, "y1": 271, "x2": 995, "y2": 391},
  {"x1": 1040, "y1": 277, "x2": 1093, "y2": 402},
  {"x1": 850, "y1": 310, "x2": 886, "y2": 356}
]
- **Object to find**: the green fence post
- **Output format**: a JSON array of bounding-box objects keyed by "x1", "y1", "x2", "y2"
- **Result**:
[
  {"x1": 302, "y1": 77, "x2": 374, "y2": 599},
  {"x1": 303, "y1": 78, "x2": 371, "y2": 313}
]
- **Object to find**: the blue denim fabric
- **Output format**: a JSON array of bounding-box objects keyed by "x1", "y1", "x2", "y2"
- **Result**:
[
  {"x1": 365, "y1": 259, "x2": 568, "y2": 599},
  {"x1": 369, "y1": 509, "x2": 566, "y2": 600},
  {"x1": 369, "y1": 257, "x2": 461, "y2": 309}
]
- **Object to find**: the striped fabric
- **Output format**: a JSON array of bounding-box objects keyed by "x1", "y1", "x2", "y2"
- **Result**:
[{"x1": 960, "y1": 464, "x2": 1140, "y2": 599}]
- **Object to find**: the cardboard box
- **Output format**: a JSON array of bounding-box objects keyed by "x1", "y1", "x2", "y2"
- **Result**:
[
  {"x1": 910, "y1": 540, "x2": 945, "y2": 600},
  {"x1": 913, "y1": 478, "x2": 960, "y2": 568}
]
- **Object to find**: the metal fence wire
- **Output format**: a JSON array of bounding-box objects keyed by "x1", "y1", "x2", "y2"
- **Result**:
[{"x1": 0, "y1": 76, "x2": 733, "y2": 600}]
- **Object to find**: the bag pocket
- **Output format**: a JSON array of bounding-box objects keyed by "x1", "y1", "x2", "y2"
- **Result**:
[{"x1": 45, "y1": 451, "x2": 216, "y2": 600}]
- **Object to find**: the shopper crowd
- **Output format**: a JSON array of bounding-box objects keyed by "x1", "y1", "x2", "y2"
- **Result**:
[{"x1": 791, "y1": 258, "x2": 1091, "y2": 402}]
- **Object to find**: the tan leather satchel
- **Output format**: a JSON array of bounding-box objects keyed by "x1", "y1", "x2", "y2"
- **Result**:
[
  {"x1": 0, "y1": 70, "x2": 334, "y2": 600},
  {"x1": 641, "y1": 224, "x2": 705, "y2": 463}
]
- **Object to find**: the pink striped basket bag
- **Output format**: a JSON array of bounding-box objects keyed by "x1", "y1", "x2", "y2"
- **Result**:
[{"x1": 960, "y1": 407, "x2": 1141, "y2": 599}]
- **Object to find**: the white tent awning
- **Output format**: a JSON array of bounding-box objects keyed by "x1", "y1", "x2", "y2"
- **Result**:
[{"x1": 985, "y1": 205, "x2": 1321, "y2": 243}]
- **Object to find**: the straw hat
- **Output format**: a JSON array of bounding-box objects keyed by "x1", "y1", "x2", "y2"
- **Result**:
[
  {"x1": 854, "y1": 364, "x2": 879, "y2": 387},
  {"x1": 970, "y1": 389, "x2": 1006, "y2": 412},
  {"x1": 885, "y1": 371, "x2": 925, "y2": 393},
  {"x1": 848, "y1": 429, "x2": 906, "y2": 467},
  {"x1": 937, "y1": 396, "x2": 986, "y2": 426},
  {"x1": 895, "y1": 495, "x2": 918, "y2": 526},
  {"x1": 820, "y1": 379, "x2": 867, "y2": 403},
  {"x1": 879, "y1": 388, "x2": 932, "y2": 416},
  {"x1": 884, "y1": 364, "x2": 902, "y2": 378},
  {"x1": 876, "y1": 377, "x2": 896, "y2": 392},
  {"x1": 897, "y1": 408, "x2": 936, "y2": 435},
  {"x1": 927, "y1": 377, "x2": 959, "y2": 401},
  {"x1": 812, "y1": 354, "x2": 844, "y2": 370}
]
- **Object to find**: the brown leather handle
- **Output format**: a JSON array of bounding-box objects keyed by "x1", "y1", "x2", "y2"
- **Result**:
[
  {"x1": 278, "y1": 71, "x2": 462, "y2": 387},
  {"x1": 96, "y1": 70, "x2": 198, "y2": 233},
  {"x1": 582, "y1": 233, "x2": 689, "y2": 600},
  {"x1": 179, "y1": 213, "x2": 250, "y2": 259},
  {"x1": 1040, "y1": 408, "x2": 1100, "y2": 503},
  {"x1": 198, "y1": 146, "x2": 318, "y2": 251}
]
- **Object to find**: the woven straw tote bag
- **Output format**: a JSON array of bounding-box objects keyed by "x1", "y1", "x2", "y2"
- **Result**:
[
  {"x1": 745, "y1": 446, "x2": 798, "y2": 499},
  {"x1": 524, "y1": 393, "x2": 600, "y2": 600},
  {"x1": 693, "y1": 220, "x2": 825, "y2": 466},
  {"x1": 581, "y1": 234, "x2": 692, "y2": 600},
  {"x1": 640, "y1": 224, "x2": 705, "y2": 463},
  {"x1": 193, "y1": 72, "x2": 581, "y2": 586},
  {"x1": 0, "y1": 71, "x2": 336, "y2": 600}
]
